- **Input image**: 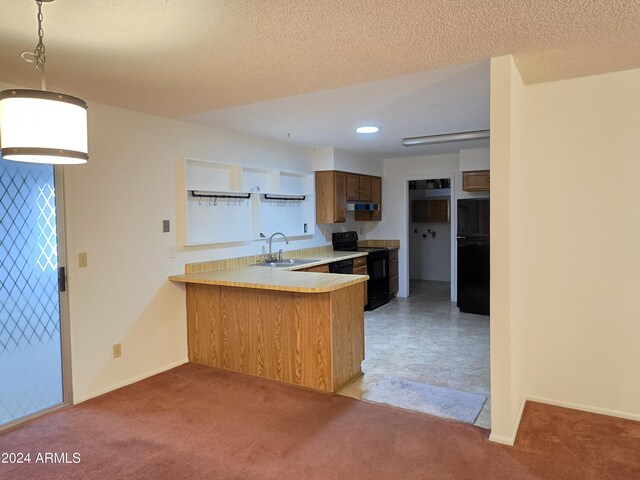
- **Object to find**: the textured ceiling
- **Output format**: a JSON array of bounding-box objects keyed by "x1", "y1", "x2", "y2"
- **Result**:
[
  {"x1": 184, "y1": 61, "x2": 490, "y2": 160},
  {"x1": 1, "y1": 1, "x2": 639, "y2": 118}
]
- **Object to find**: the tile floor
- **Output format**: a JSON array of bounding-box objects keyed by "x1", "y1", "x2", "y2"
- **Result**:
[{"x1": 338, "y1": 280, "x2": 491, "y2": 429}]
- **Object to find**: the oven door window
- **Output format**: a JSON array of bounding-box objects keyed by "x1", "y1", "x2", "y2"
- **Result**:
[{"x1": 369, "y1": 258, "x2": 387, "y2": 280}]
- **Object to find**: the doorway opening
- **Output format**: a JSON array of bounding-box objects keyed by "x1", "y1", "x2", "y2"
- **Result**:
[
  {"x1": 338, "y1": 170, "x2": 491, "y2": 429},
  {"x1": 408, "y1": 177, "x2": 454, "y2": 300}
]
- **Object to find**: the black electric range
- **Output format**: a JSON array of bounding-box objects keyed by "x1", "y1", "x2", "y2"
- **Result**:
[{"x1": 332, "y1": 231, "x2": 390, "y2": 310}]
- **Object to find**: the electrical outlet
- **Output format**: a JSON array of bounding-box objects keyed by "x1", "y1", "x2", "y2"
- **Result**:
[
  {"x1": 112, "y1": 343, "x2": 122, "y2": 358},
  {"x1": 78, "y1": 252, "x2": 88, "y2": 268},
  {"x1": 162, "y1": 220, "x2": 170, "y2": 233}
]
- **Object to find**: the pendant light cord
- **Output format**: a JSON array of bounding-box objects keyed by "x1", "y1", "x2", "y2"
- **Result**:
[{"x1": 21, "y1": 0, "x2": 47, "y2": 90}]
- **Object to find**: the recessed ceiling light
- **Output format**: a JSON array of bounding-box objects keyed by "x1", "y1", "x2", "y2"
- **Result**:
[{"x1": 355, "y1": 126, "x2": 380, "y2": 134}]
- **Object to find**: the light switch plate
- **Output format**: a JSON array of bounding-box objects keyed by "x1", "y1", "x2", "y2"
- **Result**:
[
  {"x1": 162, "y1": 220, "x2": 170, "y2": 233},
  {"x1": 78, "y1": 252, "x2": 88, "y2": 268}
]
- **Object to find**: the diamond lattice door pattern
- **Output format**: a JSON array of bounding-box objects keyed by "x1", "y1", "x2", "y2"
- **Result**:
[{"x1": 0, "y1": 159, "x2": 63, "y2": 425}]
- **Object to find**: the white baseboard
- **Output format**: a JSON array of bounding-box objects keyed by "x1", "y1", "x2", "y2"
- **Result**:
[
  {"x1": 74, "y1": 358, "x2": 189, "y2": 404},
  {"x1": 489, "y1": 395, "x2": 640, "y2": 446},
  {"x1": 488, "y1": 397, "x2": 527, "y2": 446},
  {"x1": 526, "y1": 395, "x2": 640, "y2": 423},
  {"x1": 488, "y1": 433, "x2": 515, "y2": 446}
]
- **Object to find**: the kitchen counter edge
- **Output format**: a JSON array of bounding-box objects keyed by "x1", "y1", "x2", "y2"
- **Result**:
[{"x1": 169, "y1": 251, "x2": 368, "y2": 293}]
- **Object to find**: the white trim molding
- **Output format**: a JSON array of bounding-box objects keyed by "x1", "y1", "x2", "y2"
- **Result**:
[
  {"x1": 489, "y1": 397, "x2": 527, "y2": 446},
  {"x1": 489, "y1": 395, "x2": 640, "y2": 446},
  {"x1": 526, "y1": 396, "x2": 640, "y2": 423},
  {"x1": 74, "y1": 358, "x2": 189, "y2": 404}
]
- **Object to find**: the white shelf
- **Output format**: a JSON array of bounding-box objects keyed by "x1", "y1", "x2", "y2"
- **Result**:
[{"x1": 180, "y1": 159, "x2": 315, "y2": 245}]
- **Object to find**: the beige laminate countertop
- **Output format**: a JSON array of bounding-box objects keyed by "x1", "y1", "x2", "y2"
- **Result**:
[{"x1": 169, "y1": 251, "x2": 368, "y2": 293}]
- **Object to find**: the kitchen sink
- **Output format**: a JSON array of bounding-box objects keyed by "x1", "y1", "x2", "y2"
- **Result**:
[{"x1": 252, "y1": 258, "x2": 319, "y2": 268}]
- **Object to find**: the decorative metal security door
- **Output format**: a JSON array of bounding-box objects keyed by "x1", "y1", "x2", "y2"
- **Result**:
[{"x1": 0, "y1": 158, "x2": 68, "y2": 427}]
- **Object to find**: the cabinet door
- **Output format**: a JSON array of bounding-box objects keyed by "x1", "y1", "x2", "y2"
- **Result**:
[
  {"x1": 343, "y1": 173, "x2": 360, "y2": 201},
  {"x1": 370, "y1": 176, "x2": 381, "y2": 221},
  {"x1": 388, "y1": 249, "x2": 399, "y2": 297},
  {"x1": 315, "y1": 171, "x2": 333, "y2": 223},
  {"x1": 359, "y1": 176, "x2": 372, "y2": 202},
  {"x1": 412, "y1": 199, "x2": 450, "y2": 223},
  {"x1": 334, "y1": 171, "x2": 346, "y2": 223},
  {"x1": 353, "y1": 256, "x2": 367, "y2": 269},
  {"x1": 315, "y1": 171, "x2": 346, "y2": 223},
  {"x1": 428, "y1": 199, "x2": 450, "y2": 223},
  {"x1": 462, "y1": 170, "x2": 490, "y2": 191},
  {"x1": 412, "y1": 201, "x2": 429, "y2": 222},
  {"x1": 346, "y1": 173, "x2": 360, "y2": 201},
  {"x1": 302, "y1": 264, "x2": 330, "y2": 273}
]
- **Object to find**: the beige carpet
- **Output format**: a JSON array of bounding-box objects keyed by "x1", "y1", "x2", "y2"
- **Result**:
[{"x1": 1, "y1": 364, "x2": 639, "y2": 479}]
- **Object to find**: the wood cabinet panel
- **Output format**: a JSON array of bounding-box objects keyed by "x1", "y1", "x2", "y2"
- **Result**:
[
  {"x1": 315, "y1": 171, "x2": 346, "y2": 223},
  {"x1": 353, "y1": 260, "x2": 368, "y2": 306},
  {"x1": 359, "y1": 176, "x2": 372, "y2": 202},
  {"x1": 412, "y1": 199, "x2": 450, "y2": 223},
  {"x1": 354, "y1": 175, "x2": 382, "y2": 222},
  {"x1": 346, "y1": 173, "x2": 360, "y2": 201},
  {"x1": 371, "y1": 176, "x2": 381, "y2": 221},
  {"x1": 318, "y1": 170, "x2": 382, "y2": 223},
  {"x1": 389, "y1": 274, "x2": 399, "y2": 297},
  {"x1": 353, "y1": 256, "x2": 367, "y2": 269},
  {"x1": 334, "y1": 172, "x2": 346, "y2": 223},
  {"x1": 353, "y1": 266, "x2": 367, "y2": 275},
  {"x1": 388, "y1": 249, "x2": 399, "y2": 297},
  {"x1": 186, "y1": 283, "x2": 364, "y2": 392},
  {"x1": 301, "y1": 264, "x2": 330, "y2": 273},
  {"x1": 331, "y1": 283, "x2": 365, "y2": 389},
  {"x1": 462, "y1": 170, "x2": 490, "y2": 191}
]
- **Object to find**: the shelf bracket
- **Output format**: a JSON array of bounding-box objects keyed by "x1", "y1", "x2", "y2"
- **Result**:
[
  {"x1": 189, "y1": 190, "x2": 251, "y2": 200},
  {"x1": 263, "y1": 194, "x2": 306, "y2": 201}
]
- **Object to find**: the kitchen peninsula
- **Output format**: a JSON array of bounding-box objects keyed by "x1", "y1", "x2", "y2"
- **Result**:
[{"x1": 170, "y1": 249, "x2": 368, "y2": 393}]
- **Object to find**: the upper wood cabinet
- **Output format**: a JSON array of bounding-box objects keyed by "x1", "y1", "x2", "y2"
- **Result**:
[
  {"x1": 412, "y1": 199, "x2": 450, "y2": 223},
  {"x1": 316, "y1": 171, "x2": 346, "y2": 223},
  {"x1": 316, "y1": 171, "x2": 382, "y2": 223},
  {"x1": 370, "y1": 176, "x2": 381, "y2": 221},
  {"x1": 462, "y1": 170, "x2": 490, "y2": 192},
  {"x1": 359, "y1": 176, "x2": 372, "y2": 202},
  {"x1": 355, "y1": 175, "x2": 381, "y2": 221},
  {"x1": 346, "y1": 174, "x2": 360, "y2": 201},
  {"x1": 346, "y1": 173, "x2": 373, "y2": 202}
]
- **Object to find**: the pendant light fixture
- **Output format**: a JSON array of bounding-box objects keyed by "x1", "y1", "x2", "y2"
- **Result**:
[{"x1": 0, "y1": 0, "x2": 88, "y2": 165}]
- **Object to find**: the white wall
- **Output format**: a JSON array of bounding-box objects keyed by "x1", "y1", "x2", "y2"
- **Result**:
[
  {"x1": 58, "y1": 100, "x2": 335, "y2": 402},
  {"x1": 516, "y1": 67, "x2": 640, "y2": 418},
  {"x1": 311, "y1": 147, "x2": 335, "y2": 171},
  {"x1": 409, "y1": 222, "x2": 451, "y2": 281},
  {"x1": 490, "y1": 58, "x2": 640, "y2": 443},
  {"x1": 333, "y1": 148, "x2": 383, "y2": 177},
  {"x1": 488, "y1": 56, "x2": 526, "y2": 444}
]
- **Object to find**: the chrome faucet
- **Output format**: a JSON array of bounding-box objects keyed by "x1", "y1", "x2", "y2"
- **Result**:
[{"x1": 267, "y1": 232, "x2": 289, "y2": 261}]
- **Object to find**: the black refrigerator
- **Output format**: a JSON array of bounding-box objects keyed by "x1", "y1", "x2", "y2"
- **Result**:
[{"x1": 457, "y1": 199, "x2": 490, "y2": 315}]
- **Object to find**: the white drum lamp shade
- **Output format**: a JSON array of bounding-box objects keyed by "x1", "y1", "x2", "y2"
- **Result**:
[{"x1": 0, "y1": 89, "x2": 88, "y2": 164}]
